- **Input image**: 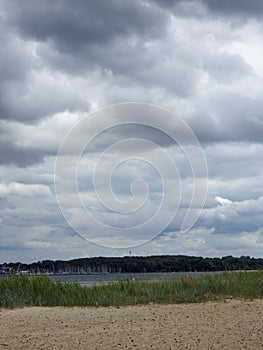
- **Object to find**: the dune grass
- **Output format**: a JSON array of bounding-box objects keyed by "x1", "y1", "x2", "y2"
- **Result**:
[{"x1": 0, "y1": 271, "x2": 263, "y2": 308}]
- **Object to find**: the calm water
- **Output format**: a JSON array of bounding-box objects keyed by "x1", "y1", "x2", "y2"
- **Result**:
[{"x1": 49, "y1": 271, "x2": 223, "y2": 286}]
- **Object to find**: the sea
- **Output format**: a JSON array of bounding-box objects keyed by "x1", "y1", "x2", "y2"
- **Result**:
[{"x1": 49, "y1": 271, "x2": 223, "y2": 286}]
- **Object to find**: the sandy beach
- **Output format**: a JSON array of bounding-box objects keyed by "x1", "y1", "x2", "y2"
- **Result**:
[{"x1": 0, "y1": 299, "x2": 263, "y2": 350}]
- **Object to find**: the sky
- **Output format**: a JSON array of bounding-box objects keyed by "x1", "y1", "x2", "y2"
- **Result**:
[{"x1": 0, "y1": 0, "x2": 263, "y2": 263}]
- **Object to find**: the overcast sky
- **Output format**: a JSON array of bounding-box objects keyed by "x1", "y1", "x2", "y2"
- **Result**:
[{"x1": 0, "y1": 0, "x2": 263, "y2": 263}]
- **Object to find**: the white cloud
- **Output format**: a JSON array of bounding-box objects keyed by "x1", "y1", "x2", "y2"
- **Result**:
[
  {"x1": 200, "y1": 196, "x2": 263, "y2": 234},
  {"x1": 0, "y1": 182, "x2": 52, "y2": 198},
  {"x1": 215, "y1": 196, "x2": 233, "y2": 206}
]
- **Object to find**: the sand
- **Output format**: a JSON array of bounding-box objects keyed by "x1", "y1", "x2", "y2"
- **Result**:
[{"x1": 0, "y1": 299, "x2": 263, "y2": 350}]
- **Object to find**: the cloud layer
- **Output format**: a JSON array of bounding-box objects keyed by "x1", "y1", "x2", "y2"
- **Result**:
[{"x1": 0, "y1": 0, "x2": 262, "y2": 262}]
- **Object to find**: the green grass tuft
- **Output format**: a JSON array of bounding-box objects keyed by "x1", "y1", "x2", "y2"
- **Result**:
[{"x1": 0, "y1": 271, "x2": 263, "y2": 308}]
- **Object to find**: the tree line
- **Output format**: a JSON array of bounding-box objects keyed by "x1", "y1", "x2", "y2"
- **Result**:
[{"x1": 1, "y1": 255, "x2": 263, "y2": 275}]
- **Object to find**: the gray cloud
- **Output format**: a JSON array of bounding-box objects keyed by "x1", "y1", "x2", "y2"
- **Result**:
[
  {"x1": 0, "y1": 142, "x2": 46, "y2": 167},
  {"x1": 154, "y1": 0, "x2": 263, "y2": 19},
  {"x1": 203, "y1": 0, "x2": 263, "y2": 19},
  {"x1": 0, "y1": 0, "x2": 263, "y2": 261},
  {"x1": 199, "y1": 196, "x2": 263, "y2": 235},
  {"x1": 2, "y1": 0, "x2": 167, "y2": 52}
]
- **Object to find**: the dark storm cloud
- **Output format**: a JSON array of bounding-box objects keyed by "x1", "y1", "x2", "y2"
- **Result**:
[
  {"x1": 0, "y1": 0, "x2": 169, "y2": 121},
  {"x1": 2, "y1": 0, "x2": 167, "y2": 50},
  {"x1": 154, "y1": 0, "x2": 263, "y2": 19},
  {"x1": 0, "y1": 21, "x2": 90, "y2": 122},
  {"x1": 2, "y1": 0, "x2": 170, "y2": 86},
  {"x1": 203, "y1": 0, "x2": 263, "y2": 18},
  {"x1": 0, "y1": 142, "x2": 46, "y2": 167},
  {"x1": 0, "y1": 30, "x2": 32, "y2": 82}
]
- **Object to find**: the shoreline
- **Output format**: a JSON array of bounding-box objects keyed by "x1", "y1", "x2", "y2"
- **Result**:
[{"x1": 1, "y1": 299, "x2": 263, "y2": 349}]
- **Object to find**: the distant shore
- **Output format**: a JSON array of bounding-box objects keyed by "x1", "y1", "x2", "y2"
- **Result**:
[{"x1": 2, "y1": 254, "x2": 262, "y2": 276}]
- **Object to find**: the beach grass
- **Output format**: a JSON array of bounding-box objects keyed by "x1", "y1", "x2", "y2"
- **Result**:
[{"x1": 0, "y1": 270, "x2": 263, "y2": 308}]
